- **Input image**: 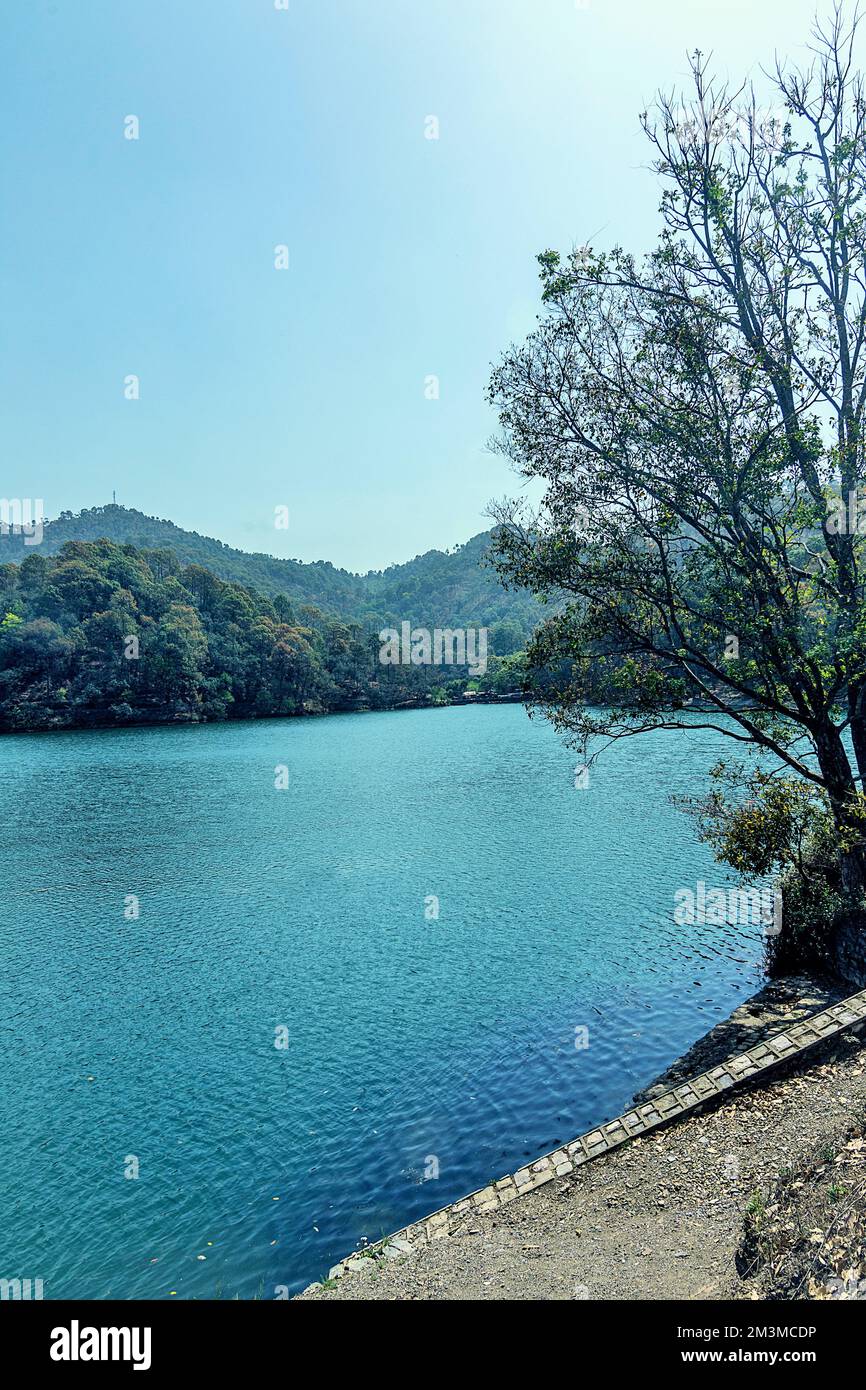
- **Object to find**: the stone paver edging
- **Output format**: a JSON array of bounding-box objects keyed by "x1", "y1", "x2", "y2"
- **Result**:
[{"x1": 319, "y1": 988, "x2": 866, "y2": 1286}]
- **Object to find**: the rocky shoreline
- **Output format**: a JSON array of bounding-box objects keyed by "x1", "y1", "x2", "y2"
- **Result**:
[
  {"x1": 633, "y1": 974, "x2": 850, "y2": 1104},
  {"x1": 297, "y1": 972, "x2": 866, "y2": 1301}
]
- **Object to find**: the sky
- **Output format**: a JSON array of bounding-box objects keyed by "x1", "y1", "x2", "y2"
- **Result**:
[{"x1": 1, "y1": 0, "x2": 830, "y2": 572}]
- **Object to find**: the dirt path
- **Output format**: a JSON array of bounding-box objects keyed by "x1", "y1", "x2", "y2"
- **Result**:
[{"x1": 298, "y1": 1028, "x2": 866, "y2": 1300}]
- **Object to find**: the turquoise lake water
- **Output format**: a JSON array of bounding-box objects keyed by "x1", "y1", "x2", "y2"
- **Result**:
[{"x1": 0, "y1": 703, "x2": 764, "y2": 1298}]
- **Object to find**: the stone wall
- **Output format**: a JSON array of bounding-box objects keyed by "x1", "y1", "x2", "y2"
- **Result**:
[{"x1": 830, "y1": 911, "x2": 866, "y2": 987}]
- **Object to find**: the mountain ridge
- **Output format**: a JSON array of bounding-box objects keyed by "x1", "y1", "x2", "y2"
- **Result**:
[{"x1": 0, "y1": 504, "x2": 537, "y2": 636}]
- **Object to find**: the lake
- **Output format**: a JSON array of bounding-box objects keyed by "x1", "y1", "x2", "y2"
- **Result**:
[{"x1": 0, "y1": 702, "x2": 764, "y2": 1298}]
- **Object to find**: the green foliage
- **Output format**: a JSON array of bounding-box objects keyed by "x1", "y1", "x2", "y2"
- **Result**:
[
  {"x1": 682, "y1": 764, "x2": 848, "y2": 972},
  {"x1": 0, "y1": 504, "x2": 540, "y2": 635},
  {"x1": 0, "y1": 539, "x2": 516, "y2": 732},
  {"x1": 686, "y1": 766, "x2": 840, "y2": 883}
]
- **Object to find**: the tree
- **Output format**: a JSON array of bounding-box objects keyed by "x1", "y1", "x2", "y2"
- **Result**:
[
  {"x1": 487, "y1": 5, "x2": 866, "y2": 906},
  {"x1": 144, "y1": 604, "x2": 208, "y2": 703},
  {"x1": 490, "y1": 618, "x2": 526, "y2": 656},
  {"x1": 0, "y1": 617, "x2": 73, "y2": 693}
]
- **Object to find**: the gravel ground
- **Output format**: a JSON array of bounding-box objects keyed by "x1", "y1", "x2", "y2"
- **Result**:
[{"x1": 297, "y1": 1017, "x2": 866, "y2": 1300}]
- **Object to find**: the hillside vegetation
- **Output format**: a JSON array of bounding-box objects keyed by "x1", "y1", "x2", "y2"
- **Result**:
[
  {"x1": 0, "y1": 505, "x2": 539, "y2": 636},
  {"x1": 0, "y1": 539, "x2": 529, "y2": 732}
]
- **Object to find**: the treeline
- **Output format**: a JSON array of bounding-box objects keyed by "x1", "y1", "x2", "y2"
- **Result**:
[
  {"x1": 0, "y1": 540, "x2": 528, "y2": 733},
  {"x1": 0, "y1": 505, "x2": 541, "y2": 635}
]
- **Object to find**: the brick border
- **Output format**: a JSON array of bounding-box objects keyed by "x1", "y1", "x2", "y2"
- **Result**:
[{"x1": 321, "y1": 988, "x2": 866, "y2": 1284}]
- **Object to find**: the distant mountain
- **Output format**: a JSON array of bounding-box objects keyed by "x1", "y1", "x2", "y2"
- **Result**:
[{"x1": 0, "y1": 505, "x2": 539, "y2": 639}]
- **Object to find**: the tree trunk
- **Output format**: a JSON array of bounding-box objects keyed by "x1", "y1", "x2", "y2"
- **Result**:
[
  {"x1": 813, "y1": 720, "x2": 866, "y2": 902},
  {"x1": 848, "y1": 681, "x2": 866, "y2": 788}
]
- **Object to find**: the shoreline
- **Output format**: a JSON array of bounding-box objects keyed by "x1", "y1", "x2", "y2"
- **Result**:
[
  {"x1": 297, "y1": 972, "x2": 864, "y2": 1299},
  {"x1": 0, "y1": 689, "x2": 527, "y2": 738},
  {"x1": 632, "y1": 973, "x2": 851, "y2": 1103}
]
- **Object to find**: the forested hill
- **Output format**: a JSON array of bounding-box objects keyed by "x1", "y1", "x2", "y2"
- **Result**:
[
  {"x1": 0, "y1": 538, "x2": 530, "y2": 733},
  {"x1": 0, "y1": 505, "x2": 538, "y2": 638}
]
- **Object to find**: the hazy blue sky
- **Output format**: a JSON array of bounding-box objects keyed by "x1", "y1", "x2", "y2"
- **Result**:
[{"x1": 2, "y1": 0, "x2": 827, "y2": 571}]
